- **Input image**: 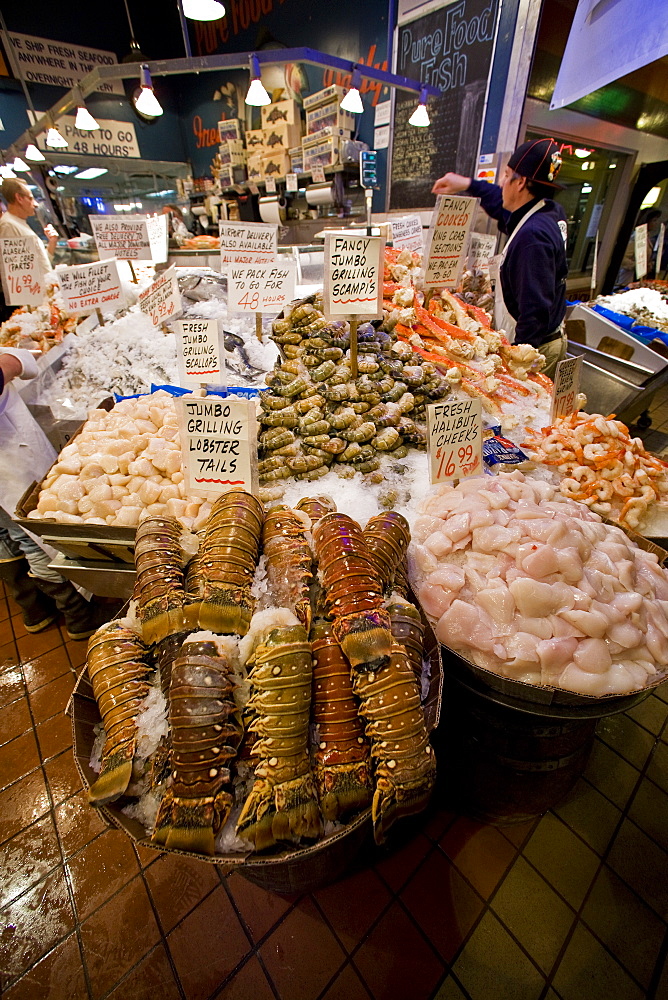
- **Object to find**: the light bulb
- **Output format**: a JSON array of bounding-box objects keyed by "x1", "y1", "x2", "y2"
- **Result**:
[
  {"x1": 25, "y1": 144, "x2": 46, "y2": 162},
  {"x1": 574, "y1": 148, "x2": 592, "y2": 158},
  {"x1": 75, "y1": 105, "x2": 100, "y2": 130},
  {"x1": 409, "y1": 103, "x2": 430, "y2": 127},
  {"x1": 0, "y1": 166, "x2": 17, "y2": 179},
  {"x1": 46, "y1": 128, "x2": 68, "y2": 149},
  {"x1": 245, "y1": 55, "x2": 270, "y2": 106},
  {"x1": 341, "y1": 88, "x2": 363, "y2": 114},
  {"x1": 182, "y1": 0, "x2": 225, "y2": 19},
  {"x1": 12, "y1": 157, "x2": 30, "y2": 172},
  {"x1": 135, "y1": 87, "x2": 164, "y2": 117}
]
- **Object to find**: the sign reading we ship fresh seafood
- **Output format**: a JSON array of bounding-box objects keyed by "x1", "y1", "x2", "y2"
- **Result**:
[
  {"x1": 323, "y1": 233, "x2": 384, "y2": 320},
  {"x1": 58, "y1": 259, "x2": 125, "y2": 315},
  {"x1": 426, "y1": 397, "x2": 482, "y2": 484},
  {"x1": 178, "y1": 396, "x2": 258, "y2": 498},
  {"x1": 0, "y1": 236, "x2": 46, "y2": 306},
  {"x1": 424, "y1": 195, "x2": 478, "y2": 288}
]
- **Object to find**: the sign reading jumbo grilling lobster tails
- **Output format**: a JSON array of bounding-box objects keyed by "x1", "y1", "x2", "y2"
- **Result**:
[{"x1": 177, "y1": 396, "x2": 258, "y2": 499}]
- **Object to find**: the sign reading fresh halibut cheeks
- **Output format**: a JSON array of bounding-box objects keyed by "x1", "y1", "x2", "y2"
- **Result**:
[{"x1": 178, "y1": 396, "x2": 258, "y2": 498}]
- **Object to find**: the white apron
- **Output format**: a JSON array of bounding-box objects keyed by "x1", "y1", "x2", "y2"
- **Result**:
[
  {"x1": 488, "y1": 199, "x2": 546, "y2": 342},
  {"x1": 0, "y1": 382, "x2": 56, "y2": 516}
]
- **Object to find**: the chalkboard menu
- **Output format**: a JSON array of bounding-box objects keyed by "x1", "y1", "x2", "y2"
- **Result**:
[{"x1": 390, "y1": 0, "x2": 498, "y2": 210}]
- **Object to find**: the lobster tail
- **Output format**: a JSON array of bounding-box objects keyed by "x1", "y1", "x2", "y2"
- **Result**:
[
  {"x1": 134, "y1": 517, "x2": 186, "y2": 645},
  {"x1": 262, "y1": 505, "x2": 314, "y2": 632},
  {"x1": 363, "y1": 512, "x2": 411, "y2": 593}
]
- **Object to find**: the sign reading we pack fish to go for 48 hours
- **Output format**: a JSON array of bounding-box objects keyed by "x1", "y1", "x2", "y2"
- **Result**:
[
  {"x1": 424, "y1": 195, "x2": 478, "y2": 288},
  {"x1": 227, "y1": 262, "x2": 296, "y2": 315},
  {"x1": 177, "y1": 395, "x2": 258, "y2": 499},
  {"x1": 58, "y1": 258, "x2": 126, "y2": 315},
  {"x1": 323, "y1": 233, "x2": 384, "y2": 320}
]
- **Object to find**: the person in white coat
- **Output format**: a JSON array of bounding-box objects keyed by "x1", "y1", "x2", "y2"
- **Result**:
[{"x1": 0, "y1": 346, "x2": 104, "y2": 639}]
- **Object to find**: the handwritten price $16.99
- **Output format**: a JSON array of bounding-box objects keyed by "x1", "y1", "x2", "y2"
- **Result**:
[
  {"x1": 436, "y1": 444, "x2": 474, "y2": 479},
  {"x1": 8, "y1": 273, "x2": 41, "y2": 297}
]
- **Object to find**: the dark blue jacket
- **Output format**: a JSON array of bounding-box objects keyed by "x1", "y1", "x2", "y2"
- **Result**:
[{"x1": 466, "y1": 179, "x2": 568, "y2": 348}]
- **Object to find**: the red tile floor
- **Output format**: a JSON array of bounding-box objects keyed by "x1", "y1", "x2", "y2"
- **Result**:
[{"x1": 2, "y1": 582, "x2": 668, "y2": 1000}]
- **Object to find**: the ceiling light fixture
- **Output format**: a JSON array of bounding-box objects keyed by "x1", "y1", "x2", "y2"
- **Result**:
[
  {"x1": 24, "y1": 143, "x2": 46, "y2": 162},
  {"x1": 182, "y1": 0, "x2": 225, "y2": 19},
  {"x1": 408, "y1": 86, "x2": 430, "y2": 127},
  {"x1": 134, "y1": 64, "x2": 164, "y2": 117},
  {"x1": 12, "y1": 156, "x2": 30, "y2": 172},
  {"x1": 245, "y1": 54, "x2": 271, "y2": 106},
  {"x1": 574, "y1": 147, "x2": 593, "y2": 159},
  {"x1": 0, "y1": 165, "x2": 17, "y2": 179},
  {"x1": 46, "y1": 126, "x2": 68, "y2": 149},
  {"x1": 75, "y1": 103, "x2": 100, "y2": 131},
  {"x1": 340, "y1": 68, "x2": 364, "y2": 114},
  {"x1": 75, "y1": 167, "x2": 109, "y2": 179}
]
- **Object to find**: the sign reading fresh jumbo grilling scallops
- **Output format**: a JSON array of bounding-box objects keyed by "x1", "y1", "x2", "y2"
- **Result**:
[
  {"x1": 323, "y1": 233, "x2": 384, "y2": 319},
  {"x1": 177, "y1": 396, "x2": 258, "y2": 498}
]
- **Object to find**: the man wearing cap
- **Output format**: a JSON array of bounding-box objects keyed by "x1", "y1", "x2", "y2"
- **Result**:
[{"x1": 432, "y1": 138, "x2": 568, "y2": 378}]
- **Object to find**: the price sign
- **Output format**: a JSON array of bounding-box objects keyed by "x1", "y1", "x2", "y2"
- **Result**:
[
  {"x1": 311, "y1": 165, "x2": 326, "y2": 183},
  {"x1": 265, "y1": 176, "x2": 277, "y2": 194},
  {"x1": 467, "y1": 233, "x2": 497, "y2": 275},
  {"x1": 228, "y1": 261, "x2": 296, "y2": 314},
  {"x1": 178, "y1": 396, "x2": 258, "y2": 498},
  {"x1": 635, "y1": 223, "x2": 648, "y2": 280},
  {"x1": 0, "y1": 236, "x2": 46, "y2": 306},
  {"x1": 90, "y1": 214, "x2": 168, "y2": 262},
  {"x1": 551, "y1": 355, "x2": 583, "y2": 422},
  {"x1": 323, "y1": 233, "x2": 384, "y2": 320},
  {"x1": 426, "y1": 398, "x2": 482, "y2": 484},
  {"x1": 390, "y1": 215, "x2": 424, "y2": 253},
  {"x1": 138, "y1": 265, "x2": 182, "y2": 327},
  {"x1": 58, "y1": 258, "x2": 125, "y2": 315},
  {"x1": 424, "y1": 195, "x2": 478, "y2": 288},
  {"x1": 219, "y1": 221, "x2": 277, "y2": 266},
  {"x1": 286, "y1": 173, "x2": 298, "y2": 192},
  {"x1": 173, "y1": 319, "x2": 223, "y2": 387},
  {"x1": 656, "y1": 223, "x2": 665, "y2": 279}
]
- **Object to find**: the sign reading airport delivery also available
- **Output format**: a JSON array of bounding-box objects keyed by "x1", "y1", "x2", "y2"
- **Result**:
[
  {"x1": 178, "y1": 396, "x2": 258, "y2": 499},
  {"x1": 219, "y1": 222, "x2": 277, "y2": 266},
  {"x1": 424, "y1": 195, "x2": 478, "y2": 288},
  {"x1": 173, "y1": 319, "x2": 223, "y2": 387},
  {"x1": 58, "y1": 259, "x2": 125, "y2": 315},
  {"x1": 138, "y1": 266, "x2": 182, "y2": 327},
  {"x1": 323, "y1": 233, "x2": 384, "y2": 320},
  {"x1": 0, "y1": 236, "x2": 47, "y2": 306},
  {"x1": 227, "y1": 262, "x2": 296, "y2": 315},
  {"x1": 90, "y1": 214, "x2": 168, "y2": 262}
]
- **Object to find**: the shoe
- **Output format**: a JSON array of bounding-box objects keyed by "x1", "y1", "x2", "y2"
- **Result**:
[
  {"x1": 0, "y1": 557, "x2": 58, "y2": 632},
  {"x1": 34, "y1": 578, "x2": 111, "y2": 641}
]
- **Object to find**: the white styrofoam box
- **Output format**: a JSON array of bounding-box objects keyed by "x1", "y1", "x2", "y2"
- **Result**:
[
  {"x1": 262, "y1": 150, "x2": 291, "y2": 179},
  {"x1": 260, "y1": 99, "x2": 301, "y2": 127},
  {"x1": 303, "y1": 85, "x2": 347, "y2": 111},
  {"x1": 262, "y1": 122, "x2": 303, "y2": 151},
  {"x1": 218, "y1": 119, "x2": 242, "y2": 142},
  {"x1": 245, "y1": 129, "x2": 265, "y2": 152},
  {"x1": 305, "y1": 100, "x2": 356, "y2": 135}
]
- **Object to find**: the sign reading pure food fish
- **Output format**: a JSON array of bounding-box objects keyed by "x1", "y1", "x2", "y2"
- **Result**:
[
  {"x1": 426, "y1": 397, "x2": 482, "y2": 483},
  {"x1": 0, "y1": 235, "x2": 46, "y2": 306},
  {"x1": 58, "y1": 258, "x2": 126, "y2": 315},
  {"x1": 90, "y1": 214, "x2": 168, "y2": 262},
  {"x1": 178, "y1": 396, "x2": 258, "y2": 498},
  {"x1": 227, "y1": 261, "x2": 296, "y2": 314},
  {"x1": 173, "y1": 319, "x2": 223, "y2": 387},
  {"x1": 138, "y1": 265, "x2": 182, "y2": 328},
  {"x1": 424, "y1": 195, "x2": 477, "y2": 287},
  {"x1": 219, "y1": 221, "x2": 277, "y2": 266},
  {"x1": 323, "y1": 233, "x2": 384, "y2": 320}
]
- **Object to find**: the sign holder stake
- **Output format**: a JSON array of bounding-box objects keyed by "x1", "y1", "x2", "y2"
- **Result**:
[
  {"x1": 349, "y1": 319, "x2": 358, "y2": 379},
  {"x1": 128, "y1": 261, "x2": 138, "y2": 284},
  {"x1": 255, "y1": 313, "x2": 263, "y2": 342},
  {"x1": 95, "y1": 308, "x2": 105, "y2": 326}
]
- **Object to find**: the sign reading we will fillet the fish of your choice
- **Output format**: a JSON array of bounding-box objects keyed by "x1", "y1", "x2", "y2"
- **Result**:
[{"x1": 323, "y1": 232, "x2": 384, "y2": 378}]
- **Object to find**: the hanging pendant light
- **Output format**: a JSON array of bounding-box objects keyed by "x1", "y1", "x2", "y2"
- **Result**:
[
  {"x1": 0, "y1": 165, "x2": 17, "y2": 179},
  {"x1": 340, "y1": 68, "x2": 364, "y2": 114},
  {"x1": 245, "y1": 54, "x2": 271, "y2": 106},
  {"x1": 182, "y1": 0, "x2": 225, "y2": 19},
  {"x1": 46, "y1": 127, "x2": 68, "y2": 149},
  {"x1": 12, "y1": 156, "x2": 30, "y2": 172},
  {"x1": 75, "y1": 104, "x2": 100, "y2": 131},
  {"x1": 134, "y1": 64, "x2": 163, "y2": 117},
  {"x1": 408, "y1": 87, "x2": 430, "y2": 127},
  {"x1": 25, "y1": 143, "x2": 46, "y2": 162}
]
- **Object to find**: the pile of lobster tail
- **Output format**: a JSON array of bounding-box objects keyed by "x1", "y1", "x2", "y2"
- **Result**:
[
  {"x1": 262, "y1": 506, "x2": 314, "y2": 632},
  {"x1": 389, "y1": 599, "x2": 426, "y2": 683},
  {"x1": 87, "y1": 622, "x2": 153, "y2": 806},
  {"x1": 152, "y1": 637, "x2": 242, "y2": 855},
  {"x1": 236, "y1": 621, "x2": 323, "y2": 850},
  {"x1": 363, "y1": 512, "x2": 411, "y2": 593},
  {"x1": 198, "y1": 490, "x2": 264, "y2": 635},
  {"x1": 311, "y1": 619, "x2": 372, "y2": 820},
  {"x1": 312, "y1": 512, "x2": 392, "y2": 670},
  {"x1": 134, "y1": 516, "x2": 186, "y2": 644}
]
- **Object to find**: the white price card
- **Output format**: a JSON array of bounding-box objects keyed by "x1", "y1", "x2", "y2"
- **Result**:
[
  {"x1": 656, "y1": 223, "x2": 665, "y2": 279},
  {"x1": 178, "y1": 396, "x2": 258, "y2": 498},
  {"x1": 173, "y1": 319, "x2": 223, "y2": 387},
  {"x1": 635, "y1": 223, "x2": 648, "y2": 280},
  {"x1": 228, "y1": 261, "x2": 297, "y2": 315},
  {"x1": 219, "y1": 221, "x2": 277, "y2": 266},
  {"x1": 424, "y1": 195, "x2": 478, "y2": 288},
  {"x1": 90, "y1": 214, "x2": 168, "y2": 262},
  {"x1": 138, "y1": 265, "x2": 182, "y2": 328},
  {"x1": 58, "y1": 258, "x2": 125, "y2": 315},
  {"x1": 551, "y1": 355, "x2": 583, "y2": 422},
  {"x1": 311, "y1": 165, "x2": 326, "y2": 183},
  {"x1": 265, "y1": 176, "x2": 277, "y2": 194},
  {"x1": 390, "y1": 215, "x2": 424, "y2": 253},
  {"x1": 286, "y1": 173, "x2": 298, "y2": 192},
  {"x1": 467, "y1": 233, "x2": 497, "y2": 275},
  {"x1": 323, "y1": 232, "x2": 384, "y2": 320},
  {"x1": 426, "y1": 398, "x2": 483, "y2": 484},
  {"x1": 0, "y1": 236, "x2": 46, "y2": 306}
]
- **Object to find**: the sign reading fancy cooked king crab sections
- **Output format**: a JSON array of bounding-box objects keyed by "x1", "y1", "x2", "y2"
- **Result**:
[
  {"x1": 178, "y1": 395, "x2": 258, "y2": 498},
  {"x1": 424, "y1": 195, "x2": 478, "y2": 288},
  {"x1": 323, "y1": 233, "x2": 384, "y2": 320}
]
